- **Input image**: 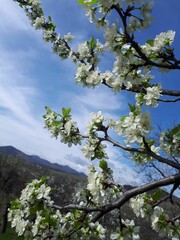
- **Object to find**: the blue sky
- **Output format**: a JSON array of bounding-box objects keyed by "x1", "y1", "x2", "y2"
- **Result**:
[{"x1": 0, "y1": 0, "x2": 179, "y2": 185}]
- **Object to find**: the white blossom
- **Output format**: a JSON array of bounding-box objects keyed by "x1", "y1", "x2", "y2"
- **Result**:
[
  {"x1": 29, "y1": 0, "x2": 40, "y2": 5},
  {"x1": 144, "y1": 85, "x2": 161, "y2": 106},
  {"x1": 116, "y1": 109, "x2": 152, "y2": 143},
  {"x1": 64, "y1": 32, "x2": 74, "y2": 42},
  {"x1": 130, "y1": 195, "x2": 146, "y2": 218},
  {"x1": 33, "y1": 16, "x2": 45, "y2": 29}
]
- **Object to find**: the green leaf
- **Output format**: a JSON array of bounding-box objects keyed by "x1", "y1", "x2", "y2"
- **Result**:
[
  {"x1": 85, "y1": 189, "x2": 92, "y2": 198},
  {"x1": 99, "y1": 160, "x2": 108, "y2": 171},
  {"x1": 10, "y1": 199, "x2": 23, "y2": 210},
  {"x1": 45, "y1": 106, "x2": 51, "y2": 112},
  {"x1": 146, "y1": 39, "x2": 154, "y2": 46},
  {"x1": 89, "y1": 36, "x2": 96, "y2": 49},
  {"x1": 78, "y1": 0, "x2": 99, "y2": 6},
  {"x1": 74, "y1": 220, "x2": 82, "y2": 230},
  {"x1": 62, "y1": 107, "x2": 71, "y2": 118},
  {"x1": 40, "y1": 176, "x2": 47, "y2": 184},
  {"x1": 152, "y1": 189, "x2": 163, "y2": 201},
  {"x1": 146, "y1": 139, "x2": 155, "y2": 147},
  {"x1": 170, "y1": 124, "x2": 180, "y2": 135},
  {"x1": 150, "y1": 55, "x2": 158, "y2": 61},
  {"x1": 128, "y1": 103, "x2": 136, "y2": 113},
  {"x1": 133, "y1": 61, "x2": 141, "y2": 66},
  {"x1": 120, "y1": 116, "x2": 126, "y2": 122}
]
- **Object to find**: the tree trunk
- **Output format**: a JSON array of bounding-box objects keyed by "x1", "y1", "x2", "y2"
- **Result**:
[{"x1": 0, "y1": 202, "x2": 10, "y2": 233}]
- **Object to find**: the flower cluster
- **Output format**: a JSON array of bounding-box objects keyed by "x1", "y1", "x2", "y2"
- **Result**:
[
  {"x1": 75, "y1": 38, "x2": 105, "y2": 87},
  {"x1": 151, "y1": 207, "x2": 180, "y2": 240},
  {"x1": 43, "y1": 107, "x2": 82, "y2": 147},
  {"x1": 82, "y1": 137, "x2": 108, "y2": 160},
  {"x1": 116, "y1": 107, "x2": 152, "y2": 143},
  {"x1": 8, "y1": 178, "x2": 58, "y2": 238},
  {"x1": 131, "y1": 143, "x2": 160, "y2": 165},
  {"x1": 159, "y1": 125, "x2": 180, "y2": 157},
  {"x1": 86, "y1": 165, "x2": 122, "y2": 204},
  {"x1": 75, "y1": 64, "x2": 103, "y2": 87},
  {"x1": 130, "y1": 193, "x2": 153, "y2": 218},
  {"x1": 144, "y1": 30, "x2": 176, "y2": 54},
  {"x1": 136, "y1": 85, "x2": 162, "y2": 107},
  {"x1": 87, "y1": 111, "x2": 106, "y2": 135},
  {"x1": 110, "y1": 219, "x2": 140, "y2": 240},
  {"x1": 82, "y1": 112, "x2": 108, "y2": 160}
]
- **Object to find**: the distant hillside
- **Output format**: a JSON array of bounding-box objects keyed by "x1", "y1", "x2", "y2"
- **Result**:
[
  {"x1": 0, "y1": 148, "x2": 86, "y2": 236},
  {"x1": 0, "y1": 146, "x2": 179, "y2": 239},
  {"x1": 0, "y1": 146, "x2": 85, "y2": 177}
]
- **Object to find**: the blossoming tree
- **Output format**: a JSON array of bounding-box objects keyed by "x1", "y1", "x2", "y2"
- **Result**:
[{"x1": 8, "y1": 0, "x2": 180, "y2": 239}]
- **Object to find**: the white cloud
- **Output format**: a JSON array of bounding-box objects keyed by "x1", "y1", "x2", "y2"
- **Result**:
[
  {"x1": 108, "y1": 158, "x2": 142, "y2": 186},
  {"x1": 0, "y1": 47, "x2": 38, "y2": 123},
  {"x1": 75, "y1": 88, "x2": 125, "y2": 111},
  {"x1": 103, "y1": 143, "x2": 142, "y2": 186},
  {"x1": 0, "y1": 0, "x2": 31, "y2": 33}
]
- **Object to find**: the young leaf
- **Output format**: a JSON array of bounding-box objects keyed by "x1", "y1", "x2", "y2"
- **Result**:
[
  {"x1": 120, "y1": 116, "x2": 126, "y2": 122},
  {"x1": 128, "y1": 103, "x2": 136, "y2": 113},
  {"x1": 89, "y1": 36, "x2": 96, "y2": 49},
  {"x1": 152, "y1": 189, "x2": 163, "y2": 201},
  {"x1": 146, "y1": 39, "x2": 154, "y2": 46},
  {"x1": 62, "y1": 107, "x2": 71, "y2": 118},
  {"x1": 78, "y1": 0, "x2": 99, "y2": 6},
  {"x1": 99, "y1": 160, "x2": 108, "y2": 171}
]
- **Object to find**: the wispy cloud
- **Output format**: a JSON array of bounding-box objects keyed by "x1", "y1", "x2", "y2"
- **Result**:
[
  {"x1": 74, "y1": 88, "x2": 125, "y2": 111},
  {"x1": 0, "y1": 0, "x2": 32, "y2": 33}
]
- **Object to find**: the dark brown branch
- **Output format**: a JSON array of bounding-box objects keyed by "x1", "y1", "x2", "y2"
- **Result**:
[
  {"x1": 92, "y1": 173, "x2": 180, "y2": 222},
  {"x1": 169, "y1": 182, "x2": 180, "y2": 203},
  {"x1": 152, "y1": 195, "x2": 169, "y2": 207},
  {"x1": 51, "y1": 204, "x2": 103, "y2": 213},
  {"x1": 150, "y1": 163, "x2": 166, "y2": 178},
  {"x1": 105, "y1": 135, "x2": 146, "y2": 153},
  {"x1": 121, "y1": 84, "x2": 180, "y2": 97},
  {"x1": 158, "y1": 98, "x2": 180, "y2": 103},
  {"x1": 103, "y1": 82, "x2": 180, "y2": 98},
  {"x1": 128, "y1": 85, "x2": 180, "y2": 97},
  {"x1": 111, "y1": 5, "x2": 180, "y2": 70},
  {"x1": 143, "y1": 138, "x2": 180, "y2": 170},
  {"x1": 172, "y1": 214, "x2": 180, "y2": 222},
  {"x1": 103, "y1": 135, "x2": 180, "y2": 170},
  {"x1": 152, "y1": 195, "x2": 180, "y2": 208},
  {"x1": 161, "y1": 90, "x2": 180, "y2": 97}
]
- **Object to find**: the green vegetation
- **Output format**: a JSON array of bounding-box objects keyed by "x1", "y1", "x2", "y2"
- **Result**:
[
  {"x1": 0, "y1": 152, "x2": 86, "y2": 237},
  {"x1": 0, "y1": 226, "x2": 24, "y2": 240}
]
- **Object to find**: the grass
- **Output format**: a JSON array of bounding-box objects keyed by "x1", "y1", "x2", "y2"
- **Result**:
[{"x1": 0, "y1": 226, "x2": 24, "y2": 240}]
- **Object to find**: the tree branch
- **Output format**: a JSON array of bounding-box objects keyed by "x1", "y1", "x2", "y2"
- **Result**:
[
  {"x1": 111, "y1": 4, "x2": 180, "y2": 70},
  {"x1": 103, "y1": 135, "x2": 180, "y2": 170},
  {"x1": 158, "y1": 98, "x2": 180, "y2": 103},
  {"x1": 92, "y1": 173, "x2": 180, "y2": 222},
  {"x1": 51, "y1": 204, "x2": 103, "y2": 213},
  {"x1": 143, "y1": 137, "x2": 180, "y2": 170}
]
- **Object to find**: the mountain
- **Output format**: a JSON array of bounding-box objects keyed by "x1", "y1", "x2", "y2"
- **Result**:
[{"x1": 0, "y1": 146, "x2": 85, "y2": 177}]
